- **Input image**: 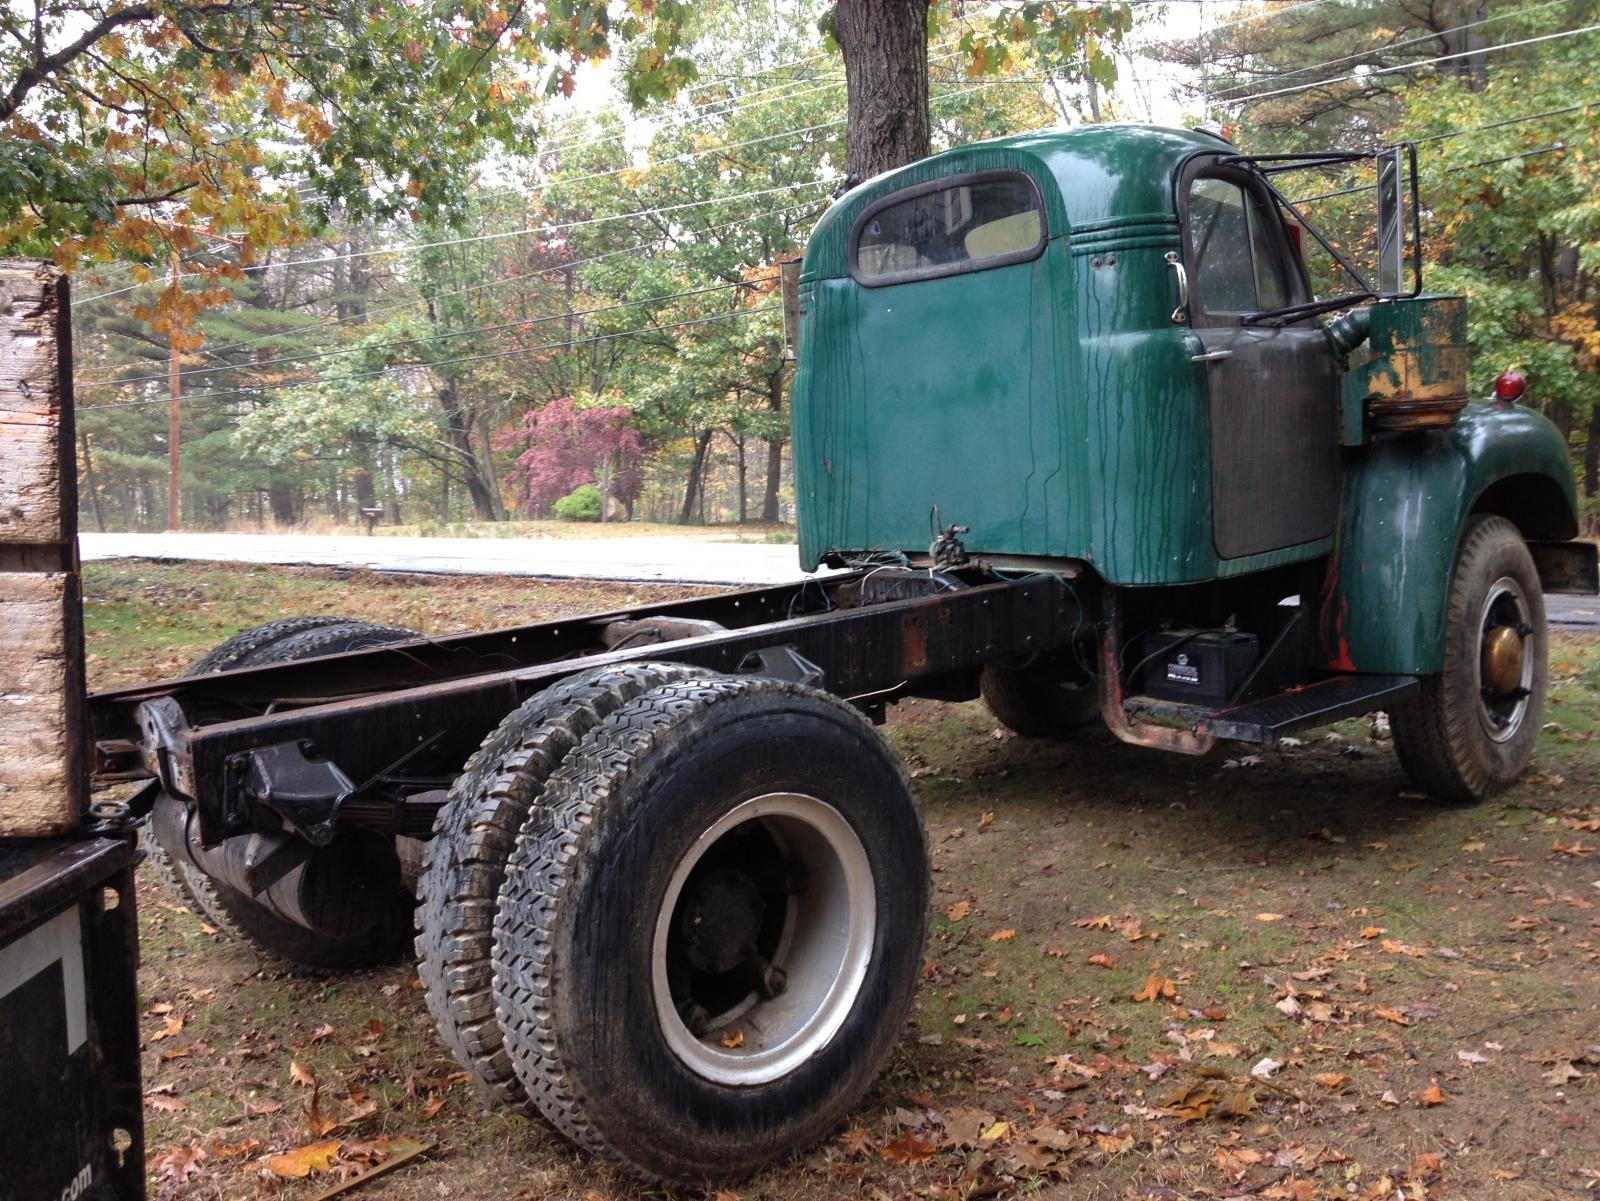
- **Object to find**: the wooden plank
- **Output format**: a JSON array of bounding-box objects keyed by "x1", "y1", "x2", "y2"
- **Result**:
[
  {"x1": 0, "y1": 573, "x2": 78, "y2": 837},
  {"x1": 0, "y1": 259, "x2": 82, "y2": 838},
  {"x1": 0, "y1": 261, "x2": 69, "y2": 547}
]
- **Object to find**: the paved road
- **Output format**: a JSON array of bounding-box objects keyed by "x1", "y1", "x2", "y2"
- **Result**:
[
  {"x1": 79, "y1": 532, "x2": 1599, "y2": 628},
  {"x1": 79, "y1": 531, "x2": 835, "y2": 587},
  {"x1": 1548, "y1": 591, "x2": 1598, "y2": 631}
]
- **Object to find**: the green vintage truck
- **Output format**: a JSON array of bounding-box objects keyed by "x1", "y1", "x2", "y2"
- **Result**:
[{"x1": 89, "y1": 123, "x2": 1596, "y2": 1184}]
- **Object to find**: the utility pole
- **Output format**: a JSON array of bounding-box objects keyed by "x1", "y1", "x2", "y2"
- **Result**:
[{"x1": 166, "y1": 256, "x2": 180, "y2": 531}]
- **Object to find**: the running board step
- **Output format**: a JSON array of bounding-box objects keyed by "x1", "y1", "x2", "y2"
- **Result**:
[{"x1": 1201, "y1": 674, "x2": 1420, "y2": 744}]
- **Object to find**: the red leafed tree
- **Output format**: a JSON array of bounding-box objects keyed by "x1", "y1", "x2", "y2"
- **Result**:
[{"x1": 501, "y1": 398, "x2": 644, "y2": 520}]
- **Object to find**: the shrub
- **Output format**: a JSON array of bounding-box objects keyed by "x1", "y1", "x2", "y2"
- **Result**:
[{"x1": 552, "y1": 484, "x2": 603, "y2": 522}]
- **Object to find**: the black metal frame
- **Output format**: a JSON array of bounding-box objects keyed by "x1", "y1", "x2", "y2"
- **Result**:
[{"x1": 90, "y1": 572, "x2": 1086, "y2": 845}]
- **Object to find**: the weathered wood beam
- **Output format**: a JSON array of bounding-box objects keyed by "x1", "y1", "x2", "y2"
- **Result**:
[{"x1": 0, "y1": 259, "x2": 85, "y2": 839}]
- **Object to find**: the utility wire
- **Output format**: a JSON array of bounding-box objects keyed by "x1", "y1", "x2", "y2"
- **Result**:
[
  {"x1": 76, "y1": 178, "x2": 834, "y2": 302},
  {"x1": 1223, "y1": 22, "x2": 1600, "y2": 106},
  {"x1": 94, "y1": 280, "x2": 769, "y2": 388},
  {"x1": 1209, "y1": 0, "x2": 1573, "y2": 98},
  {"x1": 78, "y1": 306, "x2": 781, "y2": 411},
  {"x1": 74, "y1": 197, "x2": 829, "y2": 379}
]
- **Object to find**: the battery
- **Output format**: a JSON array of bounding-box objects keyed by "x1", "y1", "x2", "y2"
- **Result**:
[{"x1": 1139, "y1": 629, "x2": 1260, "y2": 707}]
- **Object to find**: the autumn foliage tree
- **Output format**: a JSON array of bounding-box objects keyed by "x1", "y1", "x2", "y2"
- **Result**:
[{"x1": 501, "y1": 398, "x2": 643, "y2": 521}]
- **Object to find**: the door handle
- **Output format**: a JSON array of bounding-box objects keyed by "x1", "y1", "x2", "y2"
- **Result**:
[
  {"x1": 1191, "y1": 349, "x2": 1233, "y2": 363},
  {"x1": 1164, "y1": 251, "x2": 1188, "y2": 324}
]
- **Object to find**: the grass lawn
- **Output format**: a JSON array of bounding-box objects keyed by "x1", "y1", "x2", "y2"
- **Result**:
[{"x1": 85, "y1": 562, "x2": 1600, "y2": 1201}]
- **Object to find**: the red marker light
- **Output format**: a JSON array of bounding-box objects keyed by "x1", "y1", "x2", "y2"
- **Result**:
[{"x1": 1493, "y1": 370, "x2": 1526, "y2": 402}]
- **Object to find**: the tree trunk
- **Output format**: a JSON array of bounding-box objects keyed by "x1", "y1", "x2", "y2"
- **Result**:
[
  {"x1": 1584, "y1": 403, "x2": 1599, "y2": 499},
  {"x1": 78, "y1": 428, "x2": 106, "y2": 532},
  {"x1": 761, "y1": 368, "x2": 785, "y2": 522},
  {"x1": 679, "y1": 429, "x2": 713, "y2": 524},
  {"x1": 735, "y1": 433, "x2": 748, "y2": 523},
  {"x1": 836, "y1": 0, "x2": 931, "y2": 182},
  {"x1": 267, "y1": 482, "x2": 298, "y2": 526}
]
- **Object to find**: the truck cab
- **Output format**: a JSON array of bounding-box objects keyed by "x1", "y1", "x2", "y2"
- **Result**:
[{"x1": 791, "y1": 123, "x2": 1594, "y2": 798}]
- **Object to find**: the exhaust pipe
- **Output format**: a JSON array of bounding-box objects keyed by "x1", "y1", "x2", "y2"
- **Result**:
[{"x1": 151, "y1": 792, "x2": 401, "y2": 939}]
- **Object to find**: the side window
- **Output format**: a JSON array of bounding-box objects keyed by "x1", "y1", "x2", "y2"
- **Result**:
[
  {"x1": 1187, "y1": 175, "x2": 1297, "y2": 316},
  {"x1": 852, "y1": 173, "x2": 1045, "y2": 286}
]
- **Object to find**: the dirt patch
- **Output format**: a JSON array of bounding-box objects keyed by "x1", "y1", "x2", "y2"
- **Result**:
[{"x1": 88, "y1": 564, "x2": 1599, "y2": 1200}]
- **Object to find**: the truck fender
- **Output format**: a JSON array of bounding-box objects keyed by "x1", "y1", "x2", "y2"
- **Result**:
[{"x1": 1317, "y1": 401, "x2": 1578, "y2": 675}]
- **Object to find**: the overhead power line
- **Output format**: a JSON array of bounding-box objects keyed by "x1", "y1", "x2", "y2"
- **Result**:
[
  {"x1": 1209, "y1": 0, "x2": 1573, "y2": 99},
  {"x1": 93, "y1": 279, "x2": 770, "y2": 388},
  {"x1": 74, "y1": 196, "x2": 829, "y2": 380},
  {"x1": 78, "y1": 305, "x2": 782, "y2": 412},
  {"x1": 1223, "y1": 21, "x2": 1600, "y2": 106},
  {"x1": 76, "y1": 179, "x2": 835, "y2": 303}
]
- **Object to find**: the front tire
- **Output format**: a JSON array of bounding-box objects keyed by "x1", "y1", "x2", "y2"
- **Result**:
[
  {"x1": 1391, "y1": 515, "x2": 1547, "y2": 804},
  {"x1": 981, "y1": 657, "x2": 1100, "y2": 737},
  {"x1": 492, "y1": 677, "x2": 930, "y2": 1184}
]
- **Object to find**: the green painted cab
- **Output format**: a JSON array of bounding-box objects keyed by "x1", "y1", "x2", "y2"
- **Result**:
[{"x1": 790, "y1": 123, "x2": 1584, "y2": 675}]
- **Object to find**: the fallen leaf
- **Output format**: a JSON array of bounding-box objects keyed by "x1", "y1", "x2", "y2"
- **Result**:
[
  {"x1": 1255, "y1": 913, "x2": 1285, "y2": 923},
  {"x1": 289, "y1": 1060, "x2": 315, "y2": 1087},
  {"x1": 946, "y1": 899, "x2": 972, "y2": 922},
  {"x1": 1074, "y1": 914, "x2": 1112, "y2": 930},
  {"x1": 244, "y1": 1098, "x2": 283, "y2": 1116},
  {"x1": 308, "y1": 1023, "x2": 335, "y2": 1043},
  {"x1": 1418, "y1": 1082, "x2": 1447, "y2": 1107},
  {"x1": 1215, "y1": 1089, "x2": 1259, "y2": 1121},
  {"x1": 979, "y1": 1120, "x2": 1011, "y2": 1142},
  {"x1": 265, "y1": 1140, "x2": 340, "y2": 1179},
  {"x1": 1314, "y1": 1072, "x2": 1349, "y2": 1088},
  {"x1": 155, "y1": 1144, "x2": 204, "y2": 1183},
  {"x1": 880, "y1": 1131, "x2": 937, "y2": 1163},
  {"x1": 1457, "y1": 1049, "x2": 1489, "y2": 1065},
  {"x1": 1250, "y1": 1058, "x2": 1281, "y2": 1080},
  {"x1": 988, "y1": 928, "x2": 1017, "y2": 942},
  {"x1": 1544, "y1": 1061, "x2": 1582, "y2": 1086},
  {"x1": 976, "y1": 810, "x2": 994, "y2": 832},
  {"x1": 149, "y1": 1016, "x2": 183, "y2": 1042},
  {"x1": 1372, "y1": 1006, "x2": 1412, "y2": 1026},
  {"x1": 1410, "y1": 1152, "x2": 1443, "y2": 1179},
  {"x1": 1134, "y1": 975, "x2": 1176, "y2": 1003},
  {"x1": 420, "y1": 1094, "x2": 447, "y2": 1119},
  {"x1": 144, "y1": 1093, "x2": 188, "y2": 1112},
  {"x1": 1087, "y1": 952, "x2": 1117, "y2": 969},
  {"x1": 206, "y1": 1139, "x2": 260, "y2": 1160},
  {"x1": 720, "y1": 1028, "x2": 745, "y2": 1049},
  {"x1": 1358, "y1": 926, "x2": 1385, "y2": 939}
]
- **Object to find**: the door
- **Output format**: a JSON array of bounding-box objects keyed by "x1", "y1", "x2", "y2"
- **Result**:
[{"x1": 1184, "y1": 168, "x2": 1340, "y2": 561}]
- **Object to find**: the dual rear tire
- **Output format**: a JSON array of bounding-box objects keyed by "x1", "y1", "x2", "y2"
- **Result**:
[{"x1": 417, "y1": 669, "x2": 931, "y2": 1184}]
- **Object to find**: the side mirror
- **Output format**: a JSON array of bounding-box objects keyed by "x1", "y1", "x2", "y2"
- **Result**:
[{"x1": 1369, "y1": 143, "x2": 1420, "y2": 300}]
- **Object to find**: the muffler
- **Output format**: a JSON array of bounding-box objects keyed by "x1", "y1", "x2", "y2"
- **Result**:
[{"x1": 150, "y1": 791, "x2": 401, "y2": 939}]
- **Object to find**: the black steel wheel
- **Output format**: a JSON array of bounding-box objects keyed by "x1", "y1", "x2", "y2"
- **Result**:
[
  {"x1": 414, "y1": 661, "x2": 703, "y2": 1113},
  {"x1": 493, "y1": 677, "x2": 930, "y2": 1184},
  {"x1": 142, "y1": 616, "x2": 420, "y2": 970},
  {"x1": 1391, "y1": 515, "x2": 1548, "y2": 804},
  {"x1": 981, "y1": 656, "x2": 1100, "y2": 737}
]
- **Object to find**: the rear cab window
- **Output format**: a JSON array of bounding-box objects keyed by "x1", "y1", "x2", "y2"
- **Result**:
[{"x1": 850, "y1": 171, "x2": 1046, "y2": 287}]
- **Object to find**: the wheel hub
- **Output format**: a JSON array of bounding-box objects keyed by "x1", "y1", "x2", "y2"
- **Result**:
[
  {"x1": 1480, "y1": 625, "x2": 1525, "y2": 697},
  {"x1": 1475, "y1": 578, "x2": 1536, "y2": 744},
  {"x1": 651, "y1": 793, "x2": 875, "y2": 1086},
  {"x1": 679, "y1": 868, "x2": 766, "y2": 975}
]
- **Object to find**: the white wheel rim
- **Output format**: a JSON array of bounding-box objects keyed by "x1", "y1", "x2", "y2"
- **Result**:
[
  {"x1": 1475, "y1": 576, "x2": 1534, "y2": 744},
  {"x1": 651, "y1": 792, "x2": 875, "y2": 1086}
]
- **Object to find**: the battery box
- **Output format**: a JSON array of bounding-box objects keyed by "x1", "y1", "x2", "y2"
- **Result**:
[{"x1": 1139, "y1": 629, "x2": 1260, "y2": 707}]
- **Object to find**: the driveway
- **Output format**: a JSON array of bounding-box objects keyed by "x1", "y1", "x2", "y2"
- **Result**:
[{"x1": 79, "y1": 531, "x2": 834, "y2": 587}]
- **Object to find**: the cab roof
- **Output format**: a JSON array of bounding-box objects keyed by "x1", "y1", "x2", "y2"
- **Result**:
[{"x1": 802, "y1": 123, "x2": 1227, "y2": 282}]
